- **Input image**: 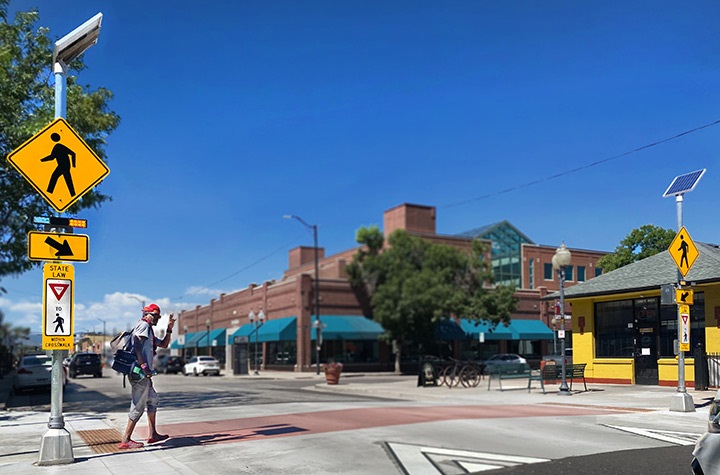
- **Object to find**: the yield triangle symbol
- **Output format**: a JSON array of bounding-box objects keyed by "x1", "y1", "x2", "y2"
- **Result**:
[{"x1": 49, "y1": 283, "x2": 69, "y2": 301}]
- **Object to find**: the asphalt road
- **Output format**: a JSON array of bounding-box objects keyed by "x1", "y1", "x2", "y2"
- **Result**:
[
  {"x1": 491, "y1": 445, "x2": 694, "y2": 474},
  {"x1": 6, "y1": 371, "x2": 401, "y2": 412}
]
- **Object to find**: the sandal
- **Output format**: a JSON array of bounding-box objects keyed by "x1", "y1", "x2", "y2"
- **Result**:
[
  {"x1": 147, "y1": 433, "x2": 169, "y2": 444},
  {"x1": 118, "y1": 440, "x2": 143, "y2": 449}
]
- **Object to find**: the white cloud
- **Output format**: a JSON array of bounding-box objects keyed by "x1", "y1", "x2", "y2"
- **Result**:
[
  {"x1": 184, "y1": 285, "x2": 231, "y2": 297},
  {"x1": 2, "y1": 292, "x2": 202, "y2": 338}
]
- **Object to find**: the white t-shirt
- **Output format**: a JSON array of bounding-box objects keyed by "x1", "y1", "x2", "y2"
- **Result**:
[{"x1": 133, "y1": 319, "x2": 159, "y2": 372}]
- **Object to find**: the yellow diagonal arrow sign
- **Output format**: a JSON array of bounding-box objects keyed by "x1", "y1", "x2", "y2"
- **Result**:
[{"x1": 27, "y1": 231, "x2": 89, "y2": 262}]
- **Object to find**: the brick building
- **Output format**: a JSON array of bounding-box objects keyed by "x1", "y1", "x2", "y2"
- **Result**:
[{"x1": 176, "y1": 203, "x2": 607, "y2": 373}]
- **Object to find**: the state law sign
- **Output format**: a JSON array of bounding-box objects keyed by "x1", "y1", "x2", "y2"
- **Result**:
[
  {"x1": 42, "y1": 262, "x2": 74, "y2": 350},
  {"x1": 7, "y1": 118, "x2": 110, "y2": 212}
]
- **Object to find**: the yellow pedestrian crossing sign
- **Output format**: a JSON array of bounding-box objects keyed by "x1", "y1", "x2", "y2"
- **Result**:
[
  {"x1": 669, "y1": 226, "x2": 699, "y2": 277},
  {"x1": 6, "y1": 118, "x2": 110, "y2": 212}
]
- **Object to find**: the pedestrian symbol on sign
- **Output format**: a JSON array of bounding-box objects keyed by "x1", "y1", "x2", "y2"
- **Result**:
[
  {"x1": 41, "y1": 132, "x2": 76, "y2": 196},
  {"x1": 53, "y1": 314, "x2": 65, "y2": 333}
]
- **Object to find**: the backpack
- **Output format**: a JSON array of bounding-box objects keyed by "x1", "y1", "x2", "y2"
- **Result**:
[{"x1": 109, "y1": 330, "x2": 136, "y2": 376}]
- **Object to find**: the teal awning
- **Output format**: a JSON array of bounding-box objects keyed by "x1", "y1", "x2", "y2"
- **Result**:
[
  {"x1": 170, "y1": 338, "x2": 183, "y2": 349},
  {"x1": 435, "y1": 319, "x2": 467, "y2": 341},
  {"x1": 311, "y1": 315, "x2": 384, "y2": 341},
  {"x1": 185, "y1": 330, "x2": 208, "y2": 348},
  {"x1": 461, "y1": 319, "x2": 553, "y2": 341},
  {"x1": 461, "y1": 320, "x2": 514, "y2": 340},
  {"x1": 228, "y1": 320, "x2": 293, "y2": 344},
  {"x1": 256, "y1": 317, "x2": 296, "y2": 342},
  {"x1": 197, "y1": 328, "x2": 226, "y2": 347},
  {"x1": 228, "y1": 324, "x2": 254, "y2": 344},
  {"x1": 510, "y1": 320, "x2": 554, "y2": 340}
]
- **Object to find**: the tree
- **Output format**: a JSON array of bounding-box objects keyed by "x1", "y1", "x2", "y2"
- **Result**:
[
  {"x1": 0, "y1": 2, "x2": 120, "y2": 280},
  {"x1": 0, "y1": 310, "x2": 30, "y2": 374},
  {"x1": 346, "y1": 227, "x2": 518, "y2": 373},
  {"x1": 596, "y1": 224, "x2": 676, "y2": 272}
]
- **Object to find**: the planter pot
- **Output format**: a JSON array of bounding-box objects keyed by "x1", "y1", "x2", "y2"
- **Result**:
[{"x1": 324, "y1": 368, "x2": 342, "y2": 385}]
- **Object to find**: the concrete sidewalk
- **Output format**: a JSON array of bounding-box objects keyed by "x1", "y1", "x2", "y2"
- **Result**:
[{"x1": 0, "y1": 370, "x2": 715, "y2": 474}]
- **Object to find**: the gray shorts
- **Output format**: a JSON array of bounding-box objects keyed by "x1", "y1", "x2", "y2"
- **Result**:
[{"x1": 128, "y1": 376, "x2": 159, "y2": 421}]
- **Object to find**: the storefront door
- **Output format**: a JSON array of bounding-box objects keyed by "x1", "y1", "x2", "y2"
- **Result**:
[{"x1": 634, "y1": 303, "x2": 659, "y2": 385}]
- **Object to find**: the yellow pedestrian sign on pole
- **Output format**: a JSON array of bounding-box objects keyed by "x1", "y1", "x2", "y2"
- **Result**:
[
  {"x1": 6, "y1": 118, "x2": 110, "y2": 213},
  {"x1": 27, "y1": 231, "x2": 89, "y2": 262},
  {"x1": 42, "y1": 262, "x2": 74, "y2": 350},
  {"x1": 669, "y1": 226, "x2": 699, "y2": 277},
  {"x1": 676, "y1": 288, "x2": 693, "y2": 305}
]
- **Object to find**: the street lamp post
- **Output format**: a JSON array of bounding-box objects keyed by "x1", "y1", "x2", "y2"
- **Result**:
[
  {"x1": 128, "y1": 296, "x2": 145, "y2": 316},
  {"x1": 248, "y1": 310, "x2": 265, "y2": 375},
  {"x1": 205, "y1": 319, "x2": 211, "y2": 357},
  {"x1": 183, "y1": 325, "x2": 188, "y2": 362},
  {"x1": 552, "y1": 242, "x2": 572, "y2": 396},
  {"x1": 284, "y1": 215, "x2": 321, "y2": 374},
  {"x1": 97, "y1": 318, "x2": 106, "y2": 363}
]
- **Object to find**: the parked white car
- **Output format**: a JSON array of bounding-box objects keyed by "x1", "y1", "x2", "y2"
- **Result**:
[
  {"x1": 13, "y1": 354, "x2": 67, "y2": 392},
  {"x1": 183, "y1": 356, "x2": 221, "y2": 376},
  {"x1": 692, "y1": 388, "x2": 720, "y2": 474}
]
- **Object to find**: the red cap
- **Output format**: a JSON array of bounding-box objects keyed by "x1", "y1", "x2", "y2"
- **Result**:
[{"x1": 143, "y1": 303, "x2": 161, "y2": 314}]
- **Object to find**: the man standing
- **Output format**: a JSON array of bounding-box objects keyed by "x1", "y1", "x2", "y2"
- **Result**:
[{"x1": 119, "y1": 303, "x2": 175, "y2": 449}]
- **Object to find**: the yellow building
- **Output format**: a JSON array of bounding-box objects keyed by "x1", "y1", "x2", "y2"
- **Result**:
[{"x1": 544, "y1": 242, "x2": 720, "y2": 386}]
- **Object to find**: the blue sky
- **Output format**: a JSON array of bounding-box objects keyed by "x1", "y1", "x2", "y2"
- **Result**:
[{"x1": 3, "y1": 1, "x2": 720, "y2": 338}]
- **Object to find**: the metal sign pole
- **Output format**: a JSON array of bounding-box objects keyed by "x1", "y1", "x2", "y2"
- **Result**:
[
  {"x1": 38, "y1": 59, "x2": 74, "y2": 467},
  {"x1": 38, "y1": 13, "x2": 103, "y2": 464},
  {"x1": 670, "y1": 193, "x2": 695, "y2": 412},
  {"x1": 663, "y1": 170, "x2": 704, "y2": 413}
]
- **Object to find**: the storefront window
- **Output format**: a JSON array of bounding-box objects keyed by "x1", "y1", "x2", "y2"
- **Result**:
[
  {"x1": 660, "y1": 304, "x2": 678, "y2": 357},
  {"x1": 267, "y1": 341, "x2": 297, "y2": 365},
  {"x1": 597, "y1": 294, "x2": 705, "y2": 358},
  {"x1": 595, "y1": 299, "x2": 634, "y2": 357},
  {"x1": 322, "y1": 340, "x2": 379, "y2": 363}
]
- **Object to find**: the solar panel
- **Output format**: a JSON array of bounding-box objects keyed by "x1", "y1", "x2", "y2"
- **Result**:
[{"x1": 663, "y1": 169, "x2": 706, "y2": 197}]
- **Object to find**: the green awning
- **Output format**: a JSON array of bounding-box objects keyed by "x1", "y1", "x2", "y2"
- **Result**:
[
  {"x1": 311, "y1": 315, "x2": 384, "y2": 341},
  {"x1": 197, "y1": 328, "x2": 226, "y2": 347},
  {"x1": 185, "y1": 330, "x2": 208, "y2": 348},
  {"x1": 461, "y1": 319, "x2": 553, "y2": 341}
]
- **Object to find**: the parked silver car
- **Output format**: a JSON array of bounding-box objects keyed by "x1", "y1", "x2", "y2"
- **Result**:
[
  {"x1": 692, "y1": 388, "x2": 720, "y2": 474},
  {"x1": 542, "y1": 347, "x2": 573, "y2": 366},
  {"x1": 482, "y1": 353, "x2": 528, "y2": 374},
  {"x1": 13, "y1": 354, "x2": 67, "y2": 392}
]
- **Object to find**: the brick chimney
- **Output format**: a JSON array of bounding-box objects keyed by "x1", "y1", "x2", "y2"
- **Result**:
[{"x1": 383, "y1": 203, "x2": 436, "y2": 237}]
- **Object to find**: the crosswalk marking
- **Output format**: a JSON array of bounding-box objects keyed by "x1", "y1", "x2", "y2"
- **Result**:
[
  {"x1": 385, "y1": 442, "x2": 550, "y2": 474},
  {"x1": 603, "y1": 424, "x2": 702, "y2": 446}
]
